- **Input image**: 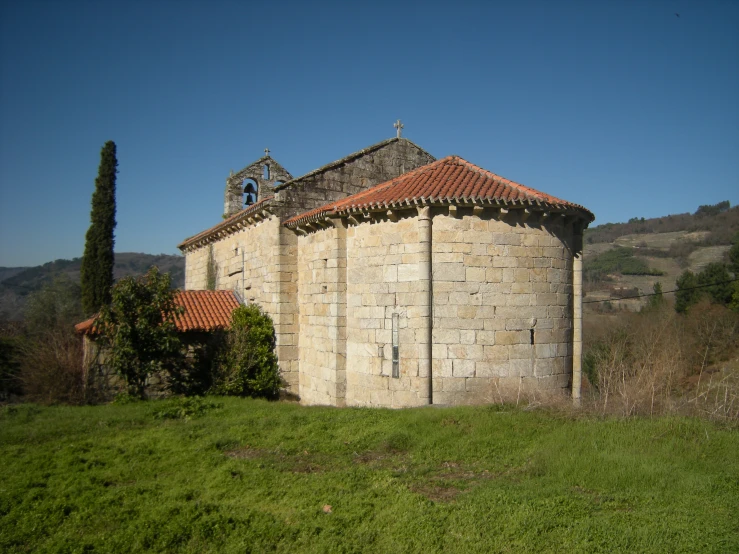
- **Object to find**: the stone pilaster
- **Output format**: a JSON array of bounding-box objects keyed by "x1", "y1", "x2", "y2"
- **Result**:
[
  {"x1": 417, "y1": 206, "x2": 433, "y2": 404},
  {"x1": 572, "y1": 228, "x2": 583, "y2": 406},
  {"x1": 328, "y1": 217, "x2": 348, "y2": 406}
]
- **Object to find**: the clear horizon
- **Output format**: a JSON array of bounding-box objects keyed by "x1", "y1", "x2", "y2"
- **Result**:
[{"x1": 1, "y1": 0, "x2": 737, "y2": 267}]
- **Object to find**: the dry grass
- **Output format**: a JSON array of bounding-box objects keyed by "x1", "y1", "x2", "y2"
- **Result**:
[
  {"x1": 582, "y1": 301, "x2": 739, "y2": 422},
  {"x1": 17, "y1": 330, "x2": 88, "y2": 405}
]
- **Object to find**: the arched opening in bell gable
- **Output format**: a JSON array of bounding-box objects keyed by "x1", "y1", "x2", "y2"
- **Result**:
[{"x1": 243, "y1": 179, "x2": 258, "y2": 206}]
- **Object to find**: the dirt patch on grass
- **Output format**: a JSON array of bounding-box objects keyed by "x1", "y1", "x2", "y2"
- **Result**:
[
  {"x1": 352, "y1": 449, "x2": 410, "y2": 470},
  {"x1": 407, "y1": 461, "x2": 498, "y2": 503},
  {"x1": 225, "y1": 446, "x2": 329, "y2": 473},
  {"x1": 408, "y1": 482, "x2": 463, "y2": 502},
  {"x1": 224, "y1": 446, "x2": 269, "y2": 460}
]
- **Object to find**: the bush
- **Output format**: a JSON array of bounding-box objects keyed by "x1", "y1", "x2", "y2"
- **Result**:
[
  {"x1": 211, "y1": 305, "x2": 281, "y2": 399},
  {"x1": 583, "y1": 302, "x2": 739, "y2": 420},
  {"x1": 18, "y1": 330, "x2": 86, "y2": 405},
  {"x1": 166, "y1": 332, "x2": 227, "y2": 396},
  {"x1": 12, "y1": 276, "x2": 89, "y2": 405},
  {"x1": 97, "y1": 267, "x2": 183, "y2": 398},
  {"x1": 0, "y1": 335, "x2": 23, "y2": 400}
]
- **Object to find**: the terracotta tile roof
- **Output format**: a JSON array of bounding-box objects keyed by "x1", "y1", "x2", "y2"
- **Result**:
[
  {"x1": 284, "y1": 156, "x2": 594, "y2": 227},
  {"x1": 75, "y1": 290, "x2": 241, "y2": 335},
  {"x1": 178, "y1": 196, "x2": 274, "y2": 251},
  {"x1": 175, "y1": 290, "x2": 241, "y2": 332}
]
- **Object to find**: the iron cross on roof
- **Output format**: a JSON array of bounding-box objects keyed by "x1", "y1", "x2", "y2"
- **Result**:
[{"x1": 394, "y1": 119, "x2": 404, "y2": 138}]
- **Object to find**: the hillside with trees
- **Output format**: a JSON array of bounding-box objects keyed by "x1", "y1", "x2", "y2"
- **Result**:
[
  {"x1": 585, "y1": 201, "x2": 738, "y2": 246},
  {"x1": 0, "y1": 253, "x2": 184, "y2": 322},
  {"x1": 583, "y1": 201, "x2": 739, "y2": 310}
]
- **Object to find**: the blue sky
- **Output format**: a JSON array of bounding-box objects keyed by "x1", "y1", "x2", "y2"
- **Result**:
[{"x1": 1, "y1": 0, "x2": 737, "y2": 267}]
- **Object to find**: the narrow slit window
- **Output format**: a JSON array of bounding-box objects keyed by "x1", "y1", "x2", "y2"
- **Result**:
[
  {"x1": 530, "y1": 329, "x2": 535, "y2": 345},
  {"x1": 263, "y1": 164, "x2": 270, "y2": 180},
  {"x1": 392, "y1": 314, "x2": 399, "y2": 378}
]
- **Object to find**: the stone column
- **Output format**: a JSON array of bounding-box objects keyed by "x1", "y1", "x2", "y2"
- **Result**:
[
  {"x1": 417, "y1": 206, "x2": 433, "y2": 404},
  {"x1": 572, "y1": 226, "x2": 583, "y2": 407},
  {"x1": 328, "y1": 217, "x2": 348, "y2": 407}
]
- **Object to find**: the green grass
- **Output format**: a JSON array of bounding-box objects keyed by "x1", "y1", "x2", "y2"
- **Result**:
[{"x1": 1, "y1": 398, "x2": 737, "y2": 553}]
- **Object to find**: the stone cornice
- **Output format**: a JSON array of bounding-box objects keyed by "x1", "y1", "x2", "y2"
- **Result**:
[
  {"x1": 178, "y1": 196, "x2": 275, "y2": 252},
  {"x1": 286, "y1": 197, "x2": 593, "y2": 233}
]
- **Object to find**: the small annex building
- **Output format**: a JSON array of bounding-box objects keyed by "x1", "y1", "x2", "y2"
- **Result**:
[
  {"x1": 76, "y1": 290, "x2": 241, "y2": 395},
  {"x1": 178, "y1": 135, "x2": 594, "y2": 407}
]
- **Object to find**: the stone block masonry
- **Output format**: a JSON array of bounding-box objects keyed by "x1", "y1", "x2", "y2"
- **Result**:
[
  {"x1": 184, "y1": 215, "x2": 299, "y2": 392},
  {"x1": 182, "y1": 139, "x2": 590, "y2": 407},
  {"x1": 294, "y1": 206, "x2": 577, "y2": 407},
  {"x1": 182, "y1": 138, "x2": 435, "y2": 398},
  {"x1": 430, "y1": 210, "x2": 574, "y2": 405}
]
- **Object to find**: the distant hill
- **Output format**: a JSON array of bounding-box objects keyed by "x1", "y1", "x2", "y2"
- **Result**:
[
  {"x1": 0, "y1": 253, "x2": 185, "y2": 321},
  {"x1": 585, "y1": 202, "x2": 739, "y2": 246},
  {"x1": 583, "y1": 201, "x2": 738, "y2": 311}
]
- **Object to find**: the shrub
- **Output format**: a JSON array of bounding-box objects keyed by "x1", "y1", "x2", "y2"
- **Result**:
[
  {"x1": 166, "y1": 332, "x2": 227, "y2": 396},
  {"x1": 211, "y1": 305, "x2": 281, "y2": 399},
  {"x1": 97, "y1": 267, "x2": 183, "y2": 398},
  {"x1": 583, "y1": 303, "x2": 739, "y2": 420},
  {"x1": 675, "y1": 270, "x2": 701, "y2": 313},
  {"x1": 697, "y1": 262, "x2": 733, "y2": 305},
  {"x1": 13, "y1": 276, "x2": 89, "y2": 405},
  {"x1": 18, "y1": 330, "x2": 86, "y2": 405},
  {"x1": 0, "y1": 335, "x2": 23, "y2": 400}
]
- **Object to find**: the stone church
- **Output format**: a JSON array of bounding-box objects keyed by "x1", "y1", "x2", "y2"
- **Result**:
[{"x1": 178, "y1": 132, "x2": 594, "y2": 407}]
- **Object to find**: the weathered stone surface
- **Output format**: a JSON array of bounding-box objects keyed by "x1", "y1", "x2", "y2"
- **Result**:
[{"x1": 183, "y1": 138, "x2": 583, "y2": 408}]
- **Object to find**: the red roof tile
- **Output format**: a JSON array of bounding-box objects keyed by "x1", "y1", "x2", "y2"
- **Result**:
[
  {"x1": 75, "y1": 290, "x2": 241, "y2": 335},
  {"x1": 284, "y1": 156, "x2": 594, "y2": 227},
  {"x1": 178, "y1": 196, "x2": 274, "y2": 250}
]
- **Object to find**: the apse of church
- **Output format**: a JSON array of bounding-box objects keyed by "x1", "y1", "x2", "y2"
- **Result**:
[{"x1": 179, "y1": 133, "x2": 593, "y2": 408}]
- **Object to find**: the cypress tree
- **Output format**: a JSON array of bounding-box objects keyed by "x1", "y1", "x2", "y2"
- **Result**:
[{"x1": 80, "y1": 141, "x2": 117, "y2": 315}]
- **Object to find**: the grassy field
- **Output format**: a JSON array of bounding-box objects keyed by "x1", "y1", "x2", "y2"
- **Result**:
[{"x1": 1, "y1": 398, "x2": 737, "y2": 553}]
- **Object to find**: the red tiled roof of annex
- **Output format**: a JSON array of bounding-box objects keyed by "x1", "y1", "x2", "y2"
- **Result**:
[
  {"x1": 284, "y1": 156, "x2": 594, "y2": 227},
  {"x1": 75, "y1": 290, "x2": 241, "y2": 335}
]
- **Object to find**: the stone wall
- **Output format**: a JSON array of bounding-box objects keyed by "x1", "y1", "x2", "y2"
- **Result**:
[
  {"x1": 184, "y1": 215, "x2": 299, "y2": 392},
  {"x1": 294, "y1": 207, "x2": 575, "y2": 408},
  {"x1": 343, "y1": 215, "x2": 429, "y2": 407},
  {"x1": 224, "y1": 156, "x2": 293, "y2": 217},
  {"x1": 431, "y1": 210, "x2": 574, "y2": 405},
  {"x1": 296, "y1": 222, "x2": 347, "y2": 406},
  {"x1": 272, "y1": 139, "x2": 435, "y2": 221}
]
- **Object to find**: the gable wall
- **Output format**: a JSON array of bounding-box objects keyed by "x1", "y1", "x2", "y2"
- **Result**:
[{"x1": 272, "y1": 141, "x2": 435, "y2": 221}]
